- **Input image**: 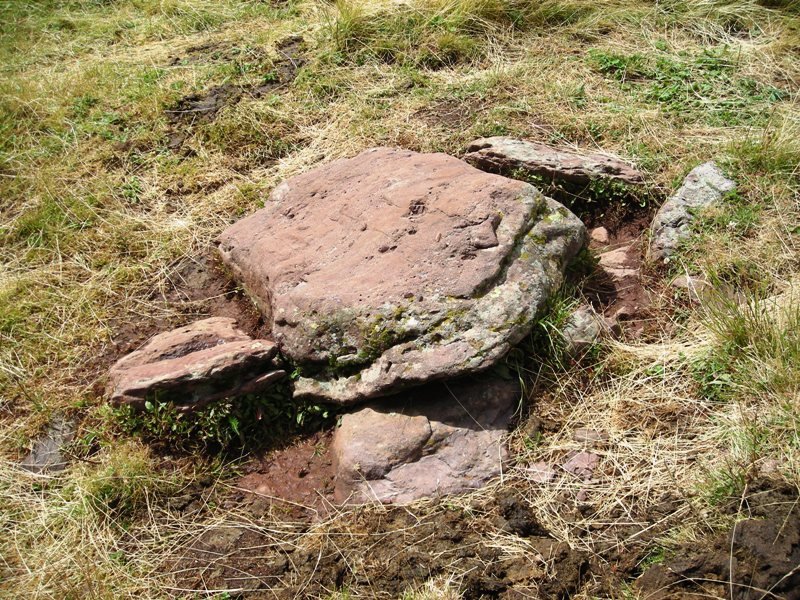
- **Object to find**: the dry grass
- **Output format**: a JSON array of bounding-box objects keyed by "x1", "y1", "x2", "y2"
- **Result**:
[{"x1": 1, "y1": 0, "x2": 799, "y2": 597}]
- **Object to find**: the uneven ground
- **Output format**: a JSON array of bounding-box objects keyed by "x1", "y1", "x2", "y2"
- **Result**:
[{"x1": 1, "y1": 0, "x2": 799, "y2": 598}]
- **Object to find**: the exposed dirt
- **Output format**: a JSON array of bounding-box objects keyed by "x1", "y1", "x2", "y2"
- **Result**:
[
  {"x1": 165, "y1": 478, "x2": 800, "y2": 598},
  {"x1": 165, "y1": 36, "x2": 306, "y2": 148},
  {"x1": 101, "y1": 252, "x2": 264, "y2": 373},
  {"x1": 169, "y1": 490, "x2": 592, "y2": 598},
  {"x1": 164, "y1": 253, "x2": 266, "y2": 338},
  {"x1": 583, "y1": 211, "x2": 655, "y2": 338},
  {"x1": 636, "y1": 480, "x2": 800, "y2": 600},
  {"x1": 104, "y1": 179, "x2": 799, "y2": 599},
  {"x1": 167, "y1": 42, "x2": 271, "y2": 68},
  {"x1": 234, "y1": 429, "x2": 336, "y2": 521}
]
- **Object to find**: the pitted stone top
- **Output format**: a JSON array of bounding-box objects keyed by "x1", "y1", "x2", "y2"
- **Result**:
[{"x1": 217, "y1": 148, "x2": 586, "y2": 404}]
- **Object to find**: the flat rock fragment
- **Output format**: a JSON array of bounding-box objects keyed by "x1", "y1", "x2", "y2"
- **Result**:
[
  {"x1": 464, "y1": 136, "x2": 644, "y2": 189},
  {"x1": 650, "y1": 161, "x2": 736, "y2": 262},
  {"x1": 562, "y1": 451, "x2": 599, "y2": 480},
  {"x1": 20, "y1": 416, "x2": 75, "y2": 474},
  {"x1": 331, "y1": 378, "x2": 518, "y2": 504},
  {"x1": 217, "y1": 148, "x2": 585, "y2": 404},
  {"x1": 108, "y1": 317, "x2": 284, "y2": 411},
  {"x1": 598, "y1": 244, "x2": 639, "y2": 281}
]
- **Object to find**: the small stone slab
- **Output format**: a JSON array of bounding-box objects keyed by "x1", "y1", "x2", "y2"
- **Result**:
[
  {"x1": 21, "y1": 416, "x2": 75, "y2": 474},
  {"x1": 331, "y1": 378, "x2": 518, "y2": 504},
  {"x1": 562, "y1": 451, "x2": 599, "y2": 480},
  {"x1": 464, "y1": 137, "x2": 644, "y2": 189},
  {"x1": 650, "y1": 162, "x2": 736, "y2": 262},
  {"x1": 108, "y1": 317, "x2": 284, "y2": 411},
  {"x1": 598, "y1": 244, "x2": 639, "y2": 281},
  {"x1": 217, "y1": 148, "x2": 585, "y2": 405},
  {"x1": 527, "y1": 461, "x2": 558, "y2": 484}
]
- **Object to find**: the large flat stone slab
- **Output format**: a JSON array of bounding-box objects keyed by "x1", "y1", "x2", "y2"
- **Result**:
[
  {"x1": 217, "y1": 148, "x2": 585, "y2": 404},
  {"x1": 331, "y1": 377, "x2": 518, "y2": 504},
  {"x1": 108, "y1": 317, "x2": 285, "y2": 411}
]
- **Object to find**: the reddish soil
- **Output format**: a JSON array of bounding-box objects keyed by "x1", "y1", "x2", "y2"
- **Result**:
[
  {"x1": 234, "y1": 429, "x2": 336, "y2": 521},
  {"x1": 583, "y1": 211, "x2": 655, "y2": 338}
]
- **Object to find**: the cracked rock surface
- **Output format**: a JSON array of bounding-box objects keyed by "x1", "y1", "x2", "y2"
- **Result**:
[
  {"x1": 331, "y1": 377, "x2": 518, "y2": 504},
  {"x1": 217, "y1": 148, "x2": 585, "y2": 405}
]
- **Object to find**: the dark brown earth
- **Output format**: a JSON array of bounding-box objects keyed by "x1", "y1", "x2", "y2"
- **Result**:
[
  {"x1": 164, "y1": 477, "x2": 799, "y2": 599},
  {"x1": 636, "y1": 480, "x2": 800, "y2": 600},
  {"x1": 103, "y1": 252, "x2": 265, "y2": 368},
  {"x1": 165, "y1": 36, "x2": 306, "y2": 149},
  {"x1": 169, "y1": 490, "x2": 592, "y2": 599}
]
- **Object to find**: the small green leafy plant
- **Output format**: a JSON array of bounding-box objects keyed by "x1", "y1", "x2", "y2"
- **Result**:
[{"x1": 115, "y1": 381, "x2": 333, "y2": 452}]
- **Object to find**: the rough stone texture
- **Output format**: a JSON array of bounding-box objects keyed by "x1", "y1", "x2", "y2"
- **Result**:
[
  {"x1": 561, "y1": 304, "x2": 606, "y2": 356},
  {"x1": 331, "y1": 378, "x2": 518, "y2": 504},
  {"x1": 527, "y1": 462, "x2": 557, "y2": 484},
  {"x1": 464, "y1": 137, "x2": 644, "y2": 188},
  {"x1": 590, "y1": 226, "x2": 609, "y2": 244},
  {"x1": 108, "y1": 317, "x2": 285, "y2": 411},
  {"x1": 650, "y1": 162, "x2": 736, "y2": 262},
  {"x1": 21, "y1": 416, "x2": 75, "y2": 474},
  {"x1": 217, "y1": 148, "x2": 585, "y2": 405},
  {"x1": 562, "y1": 451, "x2": 599, "y2": 480},
  {"x1": 598, "y1": 244, "x2": 639, "y2": 281}
]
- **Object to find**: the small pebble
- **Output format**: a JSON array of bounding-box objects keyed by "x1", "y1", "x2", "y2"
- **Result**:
[
  {"x1": 527, "y1": 461, "x2": 557, "y2": 483},
  {"x1": 590, "y1": 226, "x2": 609, "y2": 244},
  {"x1": 573, "y1": 428, "x2": 610, "y2": 444}
]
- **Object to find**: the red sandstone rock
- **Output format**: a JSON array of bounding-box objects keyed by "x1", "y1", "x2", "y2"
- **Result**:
[
  {"x1": 331, "y1": 378, "x2": 518, "y2": 504},
  {"x1": 108, "y1": 317, "x2": 284, "y2": 411},
  {"x1": 598, "y1": 244, "x2": 639, "y2": 281},
  {"x1": 464, "y1": 137, "x2": 644, "y2": 188},
  {"x1": 562, "y1": 451, "x2": 599, "y2": 480},
  {"x1": 217, "y1": 148, "x2": 585, "y2": 405}
]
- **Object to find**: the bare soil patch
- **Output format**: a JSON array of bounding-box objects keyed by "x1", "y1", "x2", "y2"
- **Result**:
[
  {"x1": 584, "y1": 211, "x2": 654, "y2": 337},
  {"x1": 637, "y1": 480, "x2": 800, "y2": 600},
  {"x1": 235, "y1": 429, "x2": 336, "y2": 521},
  {"x1": 165, "y1": 36, "x2": 307, "y2": 148},
  {"x1": 169, "y1": 490, "x2": 593, "y2": 598},
  {"x1": 102, "y1": 252, "x2": 264, "y2": 375},
  {"x1": 167, "y1": 478, "x2": 799, "y2": 598}
]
